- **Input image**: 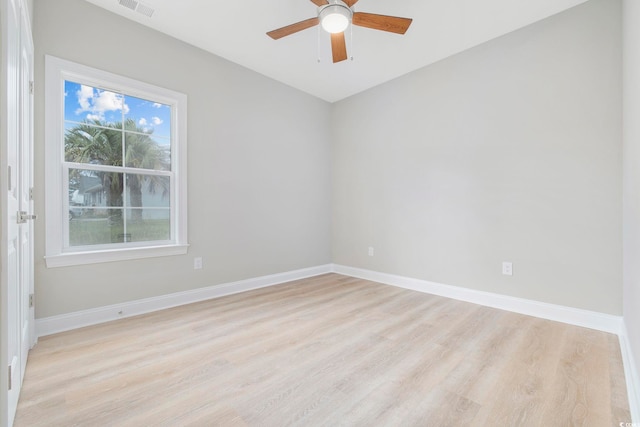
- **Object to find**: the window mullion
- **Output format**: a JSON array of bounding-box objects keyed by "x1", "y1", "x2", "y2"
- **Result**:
[
  {"x1": 121, "y1": 109, "x2": 127, "y2": 244},
  {"x1": 63, "y1": 162, "x2": 172, "y2": 176}
]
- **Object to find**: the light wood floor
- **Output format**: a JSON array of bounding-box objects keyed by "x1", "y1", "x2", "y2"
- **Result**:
[{"x1": 15, "y1": 274, "x2": 630, "y2": 426}]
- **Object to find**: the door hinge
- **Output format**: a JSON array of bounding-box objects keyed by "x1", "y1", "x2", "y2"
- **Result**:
[
  {"x1": 29, "y1": 187, "x2": 34, "y2": 200},
  {"x1": 29, "y1": 80, "x2": 33, "y2": 94},
  {"x1": 7, "y1": 365, "x2": 11, "y2": 391},
  {"x1": 29, "y1": 293, "x2": 34, "y2": 308}
]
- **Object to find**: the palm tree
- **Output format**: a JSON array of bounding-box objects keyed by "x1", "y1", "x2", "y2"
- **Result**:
[
  {"x1": 123, "y1": 119, "x2": 170, "y2": 222},
  {"x1": 65, "y1": 119, "x2": 169, "y2": 224},
  {"x1": 65, "y1": 120, "x2": 124, "y2": 224}
]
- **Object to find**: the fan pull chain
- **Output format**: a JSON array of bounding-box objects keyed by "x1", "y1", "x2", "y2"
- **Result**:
[
  {"x1": 350, "y1": 19, "x2": 354, "y2": 61},
  {"x1": 317, "y1": 24, "x2": 322, "y2": 63},
  {"x1": 349, "y1": 4, "x2": 355, "y2": 61}
]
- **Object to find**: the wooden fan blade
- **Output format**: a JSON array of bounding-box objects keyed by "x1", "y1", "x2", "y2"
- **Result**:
[
  {"x1": 310, "y1": 0, "x2": 328, "y2": 6},
  {"x1": 343, "y1": 0, "x2": 359, "y2": 6},
  {"x1": 267, "y1": 17, "x2": 319, "y2": 40},
  {"x1": 331, "y1": 32, "x2": 348, "y2": 63},
  {"x1": 352, "y1": 12, "x2": 413, "y2": 34}
]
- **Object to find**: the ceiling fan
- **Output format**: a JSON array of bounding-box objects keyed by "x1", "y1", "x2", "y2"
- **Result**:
[{"x1": 266, "y1": 0, "x2": 413, "y2": 63}]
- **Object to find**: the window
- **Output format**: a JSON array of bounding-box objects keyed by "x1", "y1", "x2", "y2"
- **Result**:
[{"x1": 45, "y1": 56, "x2": 188, "y2": 267}]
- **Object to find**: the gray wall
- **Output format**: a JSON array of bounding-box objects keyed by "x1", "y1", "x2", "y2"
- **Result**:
[
  {"x1": 623, "y1": 0, "x2": 640, "y2": 406},
  {"x1": 331, "y1": 0, "x2": 622, "y2": 314},
  {"x1": 33, "y1": 0, "x2": 332, "y2": 318}
]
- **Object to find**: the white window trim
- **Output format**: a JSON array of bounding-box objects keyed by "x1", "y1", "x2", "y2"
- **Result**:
[{"x1": 44, "y1": 55, "x2": 188, "y2": 268}]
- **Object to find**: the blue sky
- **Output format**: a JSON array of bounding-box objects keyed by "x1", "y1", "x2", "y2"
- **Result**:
[{"x1": 64, "y1": 80, "x2": 171, "y2": 140}]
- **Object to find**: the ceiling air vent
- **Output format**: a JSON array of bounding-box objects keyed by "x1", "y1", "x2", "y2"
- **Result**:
[
  {"x1": 136, "y1": 3, "x2": 154, "y2": 17},
  {"x1": 118, "y1": 0, "x2": 155, "y2": 18},
  {"x1": 118, "y1": 0, "x2": 137, "y2": 11}
]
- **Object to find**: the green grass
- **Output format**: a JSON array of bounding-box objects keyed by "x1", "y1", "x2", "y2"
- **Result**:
[{"x1": 69, "y1": 218, "x2": 170, "y2": 246}]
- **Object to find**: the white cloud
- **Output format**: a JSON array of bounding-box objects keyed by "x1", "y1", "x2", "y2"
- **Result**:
[
  {"x1": 152, "y1": 116, "x2": 163, "y2": 125},
  {"x1": 152, "y1": 103, "x2": 163, "y2": 108},
  {"x1": 77, "y1": 85, "x2": 94, "y2": 112},
  {"x1": 138, "y1": 118, "x2": 148, "y2": 126},
  {"x1": 75, "y1": 85, "x2": 129, "y2": 122},
  {"x1": 94, "y1": 90, "x2": 129, "y2": 115}
]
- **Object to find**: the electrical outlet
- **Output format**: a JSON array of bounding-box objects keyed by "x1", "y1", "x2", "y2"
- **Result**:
[
  {"x1": 194, "y1": 257, "x2": 203, "y2": 270},
  {"x1": 502, "y1": 261, "x2": 513, "y2": 276},
  {"x1": 368, "y1": 247, "x2": 374, "y2": 256}
]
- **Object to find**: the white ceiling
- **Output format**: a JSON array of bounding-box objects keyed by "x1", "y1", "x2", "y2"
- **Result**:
[{"x1": 85, "y1": 0, "x2": 589, "y2": 103}]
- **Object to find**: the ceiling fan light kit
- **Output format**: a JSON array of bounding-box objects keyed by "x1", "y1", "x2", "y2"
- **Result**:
[
  {"x1": 319, "y1": 1, "x2": 352, "y2": 34},
  {"x1": 267, "y1": 0, "x2": 413, "y2": 64}
]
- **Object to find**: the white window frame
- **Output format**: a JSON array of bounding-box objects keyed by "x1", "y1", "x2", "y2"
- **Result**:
[{"x1": 44, "y1": 56, "x2": 188, "y2": 267}]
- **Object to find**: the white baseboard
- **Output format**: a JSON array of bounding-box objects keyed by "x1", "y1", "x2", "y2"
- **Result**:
[
  {"x1": 38, "y1": 263, "x2": 622, "y2": 337},
  {"x1": 332, "y1": 264, "x2": 623, "y2": 334},
  {"x1": 36, "y1": 264, "x2": 333, "y2": 337},
  {"x1": 620, "y1": 322, "x2": 640, "y2": 422}
]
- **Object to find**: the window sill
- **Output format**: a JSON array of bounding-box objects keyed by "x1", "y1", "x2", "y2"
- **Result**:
[{"x1": 44, "y1": 244, "x2": 189, "y2": 268}]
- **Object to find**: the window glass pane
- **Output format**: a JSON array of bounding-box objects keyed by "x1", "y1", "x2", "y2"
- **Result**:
[
  {"x1": 125, "y1": 173, "x2": 170, "y2": 211},
  {"x1": 65, "y1": 122, "x2": 123, "y2": 166},
  {"x1": 64, "y1": 80, "x2": 126, "y2": 127},
  {"x1": 124, "y1": 132, "x2": 170, "y2": 170},
  {"x1": 124, "y1": 173, "x2": 170, "y2": 243},
  {"x1": 124, "y1": 94, "x2": 171, "y2": 138},
  {"x1": 125, "y1": 209, "x2": 171, "y2": 242},
  {"x1": 155, "y1": 136, "x2": 171, "y2": 166},
  {"x1": 69, "y1": 168, "x2": 107, "y2": 205},
  {"x1": 68, "y1": 168, "x2": 126, "y2": 247}
]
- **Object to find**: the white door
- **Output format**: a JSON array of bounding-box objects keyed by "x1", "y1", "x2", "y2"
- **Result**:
[
  {"x1": 18, "y1": 0, "x2": 34, "y2": 385},
  {"x1": 2, "y1": 0, "x2": 34, "y2": 425},
  {"x1": 4, "y1": 0, "x2": 22, "y2": 423}
]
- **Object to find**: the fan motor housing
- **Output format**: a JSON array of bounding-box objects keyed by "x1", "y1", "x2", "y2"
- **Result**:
[{"x1": 318, "y1": 1, "x2": 353, "y2": 33}]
